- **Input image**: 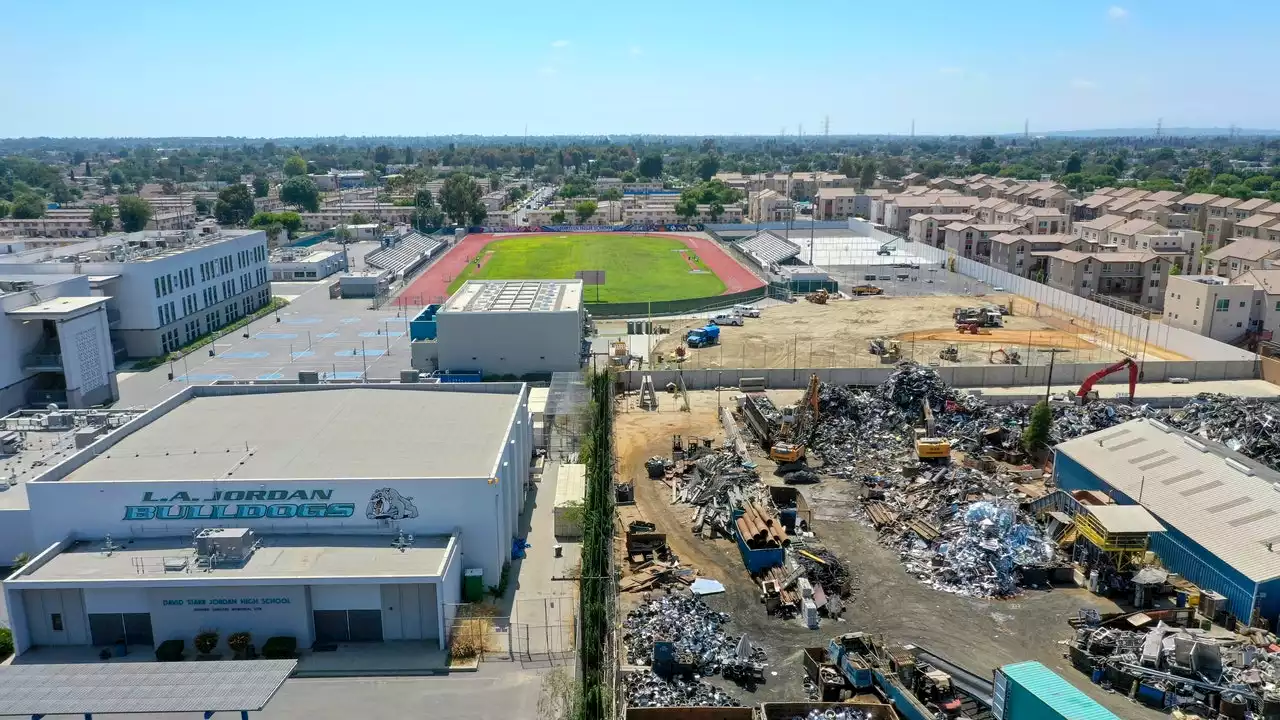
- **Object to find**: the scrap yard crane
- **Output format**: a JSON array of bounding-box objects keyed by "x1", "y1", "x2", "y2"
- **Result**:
[{"x1": 1076, "y1": 357, "x2": 1138, "y2": 402}]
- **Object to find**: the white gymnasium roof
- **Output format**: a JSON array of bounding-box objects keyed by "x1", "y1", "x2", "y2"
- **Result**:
[
  {"x1": 1057, "y1": 418, "x2": 1280, "y2": 582},
  {"x1": 58, "y1": 387, "x2": 521, "y2": 482}
]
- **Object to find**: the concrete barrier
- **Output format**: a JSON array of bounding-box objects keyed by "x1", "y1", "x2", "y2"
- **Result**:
[{"x1": 620, "y1": 358, "x2": 1257, "y2": 391}]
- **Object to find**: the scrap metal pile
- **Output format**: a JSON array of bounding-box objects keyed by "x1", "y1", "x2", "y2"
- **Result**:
[
  {"x1": 1070, "y1": 611, "x2": 1280, "y2": 715},
  {"x1": 814, "y1": 363, "x2": 1129, "y2": 598},
  {"x1": 899, "y1": 501, "x2": 1056, "y2": 598},
  {"x1": 1162, "y1": 393, "x2": 1280, "y2": 468},
  {"x1": 778, "y1": 709, "x2": 878, "y2": 720},
  {"x1": 676, "y1": 451, "x2": 774, "y2": 540},
  {"x1": 623, "y1": 593, "x2": 737, "y2": 672},
  {"x1": 622, "y1": 670, "x2": 741, "y2": 708}
]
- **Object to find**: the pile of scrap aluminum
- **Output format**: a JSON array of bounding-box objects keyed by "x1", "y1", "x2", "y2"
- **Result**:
[
  {"x1": 623, "y1": 592, "x2": 738, "y2": 674},
  {"x1": 1070, "y1": 614, "x2": 1280, "y2": 715},
  {"x1": 1161, "y1": 393, "x2": 1280, "y2": 469},
  {"x1": 679, "y1": 450, "x2": 774, "y2": 540},
  {"x1": 897, "y1": 501, "x2": 1056, "y2": 598},
  {"x1": 623, "y1": 669, "x2": 741, "y2": 708}
]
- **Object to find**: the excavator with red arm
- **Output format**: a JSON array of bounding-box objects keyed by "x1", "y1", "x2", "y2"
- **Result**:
[{"x1": 1076, "y1": 357, "x2": 1138, "y2": 403}]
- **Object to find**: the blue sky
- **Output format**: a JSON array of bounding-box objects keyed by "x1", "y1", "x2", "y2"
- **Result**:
[{"x1": 3, "y1": 0, "x2": 1277, "y2": 138}]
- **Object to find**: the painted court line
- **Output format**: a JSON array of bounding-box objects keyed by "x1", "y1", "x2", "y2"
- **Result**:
[
  {"x1": 255, "y1": 332, "x2": 298, "y2": 340},
  {"x1": 218, "y1": 351, "x2": 270, "y2": 359}
]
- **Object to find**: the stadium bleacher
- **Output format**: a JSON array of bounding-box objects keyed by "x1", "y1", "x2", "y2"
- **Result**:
[
  {"x1": 365, "y1": 231, "x2": 445, "y2": 278},
  {"x1": 736, "y1": 230, "x2": 801, "y2": 269}
]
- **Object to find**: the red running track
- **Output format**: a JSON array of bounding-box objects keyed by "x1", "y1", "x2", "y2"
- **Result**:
[
  {"x1": 397, "y1": 233, "x2": 496, "y2": 305},
  {"x1": 395, "y1": 232, "x2": 764, "y2": 306}
]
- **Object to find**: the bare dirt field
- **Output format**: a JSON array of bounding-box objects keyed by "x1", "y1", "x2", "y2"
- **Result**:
[
  {"x1": 649, "y1": 294, "x2": 1181, "y2": 370},
  {"x1": 614, "y1": 390, "x2": 1162, "y2": 719}
]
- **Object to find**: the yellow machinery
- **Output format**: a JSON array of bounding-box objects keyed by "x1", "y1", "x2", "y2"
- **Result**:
[
  {"x1": 914, "y1": 399, "x2": 951, "y2": 460},
  {"x1": 914, "y1": 436, "x2": 952, "y2": 460},
  {"x1": 850, "y1": 284, "x2": 884, "y2": 296},
  {"x1": 805, "y1": 289, "x2": 829, "y2": 304},
  {"x1": 769, "y1": 374, "x2": 821, "y2": 463}
]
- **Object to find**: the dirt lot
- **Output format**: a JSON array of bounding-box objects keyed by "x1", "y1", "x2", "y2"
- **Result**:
[
  {"x1": 614, "y1": 390, "x2": 1162, "y2": 719},
  {"x1": 648, "y1": 294, "x2": 1182, "y2": 369}
]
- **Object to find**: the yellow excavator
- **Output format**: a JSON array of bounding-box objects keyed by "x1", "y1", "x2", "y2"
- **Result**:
[{"x1": 770, "y1": 373, "x2": 821, "y2": 463}]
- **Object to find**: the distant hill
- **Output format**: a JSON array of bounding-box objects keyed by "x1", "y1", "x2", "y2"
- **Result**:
[{"x1": 1011, "y1": 127, "x2": 1280, "y2": 138}]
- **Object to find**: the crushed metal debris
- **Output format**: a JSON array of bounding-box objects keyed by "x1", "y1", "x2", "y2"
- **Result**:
[
  {"x1": 622, "y1": 669, "x2": 742, "y2": 708},
  {"x1": 623, "y1": 593, "x2": 736, "y2": 672},
  {"x1": 1068, "y1": 608, "x2": 1280, "y2": 716}
]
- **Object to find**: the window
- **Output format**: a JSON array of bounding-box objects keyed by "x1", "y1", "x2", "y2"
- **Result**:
[
  {"x1": 1216, "y1": 299, "x2": 1230, "y2": 312},
  {"x1": 1150, "y1": 279, "x2": 1160, "y2": 288},
  {"x1": 1240, "y1": 301, "x2": 1246, "y2": 308},
  {"x1": 51, "y1": 613, "x2": 63, "y2": 631}
]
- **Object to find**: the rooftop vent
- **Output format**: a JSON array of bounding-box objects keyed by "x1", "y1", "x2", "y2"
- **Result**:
[
  {"x1": 1225, "y1": 458, "x2": 1255, "y2": 477},
  {"x1": 1182, "y1": 437, "x2": 1208, "y2": 453}
]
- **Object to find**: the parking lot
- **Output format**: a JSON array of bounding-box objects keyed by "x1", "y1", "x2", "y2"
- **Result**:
[{"x1": 116, "y1": 280, "x2": 420, "y2": 407}]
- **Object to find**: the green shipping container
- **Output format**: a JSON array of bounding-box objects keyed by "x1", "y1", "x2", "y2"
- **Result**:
[
  {"x1": 463, "y1": 568, "x2": 485, "y2": 603},
  {"x1": 993, "y1": 661, "x2": 1120, "y2": 720}
]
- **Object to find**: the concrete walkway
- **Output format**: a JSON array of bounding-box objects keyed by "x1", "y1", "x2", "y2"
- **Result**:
[{"x1": 506, "y1": 460, "x2": 580, "y2": 660}]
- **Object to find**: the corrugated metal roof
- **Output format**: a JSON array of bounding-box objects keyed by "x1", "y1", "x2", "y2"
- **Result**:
[
  {"x1": 1083, "y1": 504, "x2": 1166, "y2": 534},
  {"x1": 1057, "y1": 418, "x2": 1280, "y2": 583},
  {"x1": 1000, "y1": 661, "x2": 1120, "y2": 720},
  {"x1": 0, "y1": 660, "x2": 296, "y2": 715}
]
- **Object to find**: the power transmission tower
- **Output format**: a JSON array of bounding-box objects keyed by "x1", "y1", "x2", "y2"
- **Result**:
[
  {"x1": 1155, "y1": 118, "x2": 1163, "y2": 137},
  {"x1": 910, "y1": 119, "x2": 915, "y2": 138},
  {"x1": 798, "y1": 123, "x2": 803, "y2": 139},
  {"x1": 823, "y1": 115, "x2": 830, "y2": 138},
  {"x1": 1024, "y1": 119, "x2": 1029, "y2": 140}
]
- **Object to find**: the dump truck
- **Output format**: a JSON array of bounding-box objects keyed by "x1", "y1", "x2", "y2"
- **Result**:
[
  {"x1": 850, "y1": 284, "x2": 884, "y2": 296},
  {"x1": 685, "y1": 324, "x2": 720, "y2": 348}
]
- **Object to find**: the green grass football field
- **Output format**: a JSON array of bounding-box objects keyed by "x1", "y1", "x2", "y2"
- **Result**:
[{"x1": 446, "y1": 233, "x2": 727, "y2": 303}]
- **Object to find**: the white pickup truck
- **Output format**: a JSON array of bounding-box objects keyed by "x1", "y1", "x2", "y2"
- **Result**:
[
  {"x1": 732, "y1": 304, "x2": 762, "y2": 318},
  {"x1": 711, "y1": 314, "x2": 744, "y2": 326}
]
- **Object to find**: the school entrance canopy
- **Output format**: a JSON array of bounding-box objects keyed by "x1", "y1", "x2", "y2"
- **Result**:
[{"x1": 0, "y1": 660, "x2": 296, "y2": 718}]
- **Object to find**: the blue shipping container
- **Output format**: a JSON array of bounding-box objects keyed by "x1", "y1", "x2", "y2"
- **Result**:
[
  {"x1": 993, "y1": 661, "x2": 1120, "y2": 720},
  {"x1": 732, "y1": 509, "x2": 783, "y2": 573}
]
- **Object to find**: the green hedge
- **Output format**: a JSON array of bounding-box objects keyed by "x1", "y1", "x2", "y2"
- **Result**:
[
  {"x1": 585, "y1": 286, "x2": 767, "y2": 318},
  {"x1": 133, "y1": 297, "x2": 290, "y2": 370}
]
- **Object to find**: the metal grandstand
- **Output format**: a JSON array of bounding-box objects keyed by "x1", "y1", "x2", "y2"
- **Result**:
[
  {"x1": 736, "y1": 230, "x2": 801, "y2": 269},
  {"x1": 364, "y1": 231, "x2": 445, "y2": 278}
]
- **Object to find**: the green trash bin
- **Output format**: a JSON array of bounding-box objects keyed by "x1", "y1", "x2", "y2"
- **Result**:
[{"x1": 463, "y1": 568, "x2": 484, "y2": 603}]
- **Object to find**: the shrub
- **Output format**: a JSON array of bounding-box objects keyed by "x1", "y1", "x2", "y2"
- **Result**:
[
  {"x1": 228, "y1": 632, "x2": 251, "y2": 655},
  {"x1": 262, "y1": 636, "x2": 297, "y2": 659},
  {"x1": 194, "y1": 631, "x2": 219, "y2": 655},
  {"x1": 0, "y1": 627, "x2": 13, "y2": 660},
  {"x1": 155, "y1": 639, "x2": 184, "y2": 662}
]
